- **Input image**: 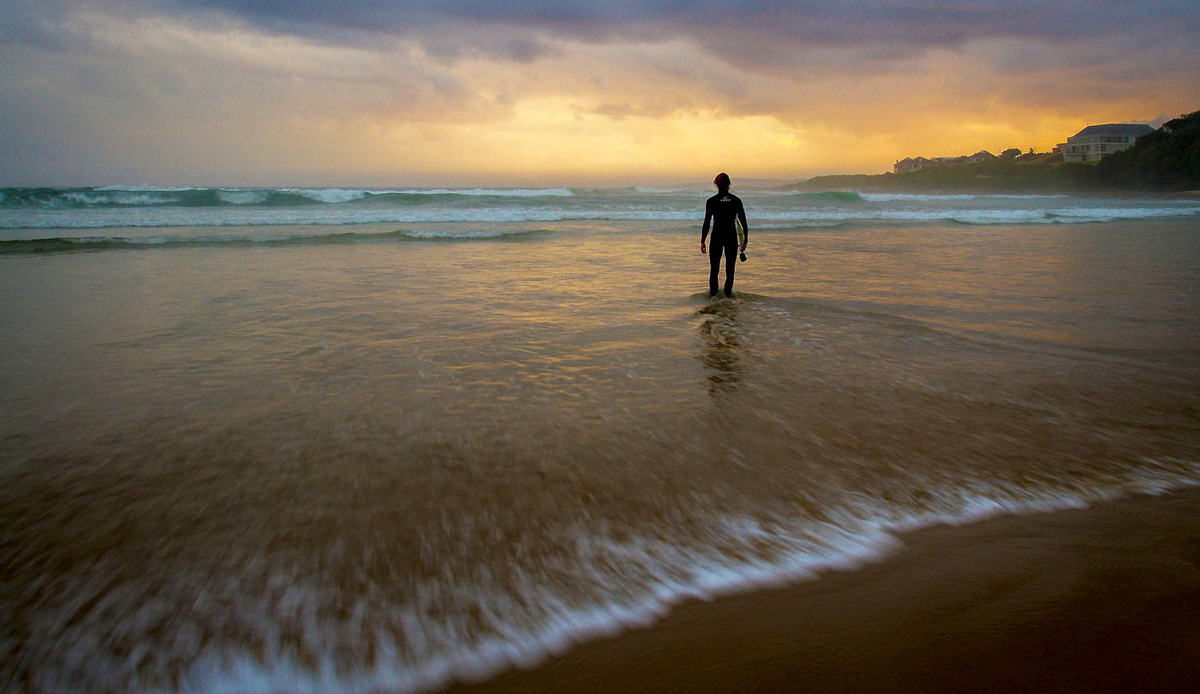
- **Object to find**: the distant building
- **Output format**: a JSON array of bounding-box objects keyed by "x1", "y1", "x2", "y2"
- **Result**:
[
  {"x1": 1058, "y1": 123, "x2": 1155, "y2": 163},
  {"x1": 893, "y1": 157, "x2": 927, "y2": 173},
  {"x1": 894, "y1": 151, "x2": 996, "y2": 173}
]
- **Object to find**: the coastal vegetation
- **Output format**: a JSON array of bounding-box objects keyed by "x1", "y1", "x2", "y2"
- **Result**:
[
  {"x1": 795, "y1": 109, "x2": 1200, "y2": 194},
  {"x1": 1095, "y1": 109, "x2": 1200, "y2": 190}
]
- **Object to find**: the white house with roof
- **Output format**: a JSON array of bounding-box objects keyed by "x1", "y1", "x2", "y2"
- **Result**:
[
  {"x1": 1057, "y1": 123, "x2": 1155, "y2": 163},
  {"x1": 893, "y1": 156, "x2": 927, "y2": 173},
  {"x1": 893, "y1": 150, "x2": 996, "y2": 173}
]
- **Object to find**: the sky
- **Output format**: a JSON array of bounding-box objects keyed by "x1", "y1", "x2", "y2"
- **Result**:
[{"x1": 2, "y1": 0, "x2": 1198, "y2": 187}]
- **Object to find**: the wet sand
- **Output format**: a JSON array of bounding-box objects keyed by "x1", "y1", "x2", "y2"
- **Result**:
[{"x1": 447, "y1": 488, "x2": 1200, "y2": 694}]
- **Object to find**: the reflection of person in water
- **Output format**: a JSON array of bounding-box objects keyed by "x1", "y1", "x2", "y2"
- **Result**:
[
  {"x1": 698, "y1": 300, "x2": 743, "y2": 396},
  {"x1": 700, "y1": 172, "x2": 748, "y2": 298}
]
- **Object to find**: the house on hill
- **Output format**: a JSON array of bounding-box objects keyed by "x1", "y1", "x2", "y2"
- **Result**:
[
  {"x1": 1057, "y1": 123, "x2": 1155, "y2": 163},
  {"x1": 893, "y1": 155, "x2": 963, "y2": 173},
  {"x1": 894, "y1": 151, "x2": 996, "y2": 173},
  {"x1": 893, "y1": 156, "x2": 927, "y2": 173}
]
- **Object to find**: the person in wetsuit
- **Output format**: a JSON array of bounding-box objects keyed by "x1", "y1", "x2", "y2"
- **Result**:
[{"x1": 700, "y1": 172, "x2": 748, "y2": 298}]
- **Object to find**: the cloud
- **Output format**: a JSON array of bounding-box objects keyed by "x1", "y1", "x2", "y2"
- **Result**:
[
  {"x1": 1, "y1": 0, "x2": 1197, "y2": 185},
  {"x1": 13, "y1": 1, "x2": 1200, "y2": 80},
  {"x1": 137, "y1": 0, "x2": 1200, "y2": 51},
  {"x1": 43, "y1": 0, "x2": 1188, "y2": 103}
]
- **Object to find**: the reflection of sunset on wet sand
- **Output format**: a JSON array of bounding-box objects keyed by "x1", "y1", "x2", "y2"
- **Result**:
[{"x1": 4, "y1": 192, "x2": 1199, "y2": 690}]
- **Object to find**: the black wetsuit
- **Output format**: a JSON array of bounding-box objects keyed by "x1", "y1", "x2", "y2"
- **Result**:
[{"x1": 701, "y1": 190, "x2": 748, "y2": 297}]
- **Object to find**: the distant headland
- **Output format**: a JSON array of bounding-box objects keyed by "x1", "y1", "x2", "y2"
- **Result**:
[{"x1": 790, "y1": 109, "x2": 1200, "y2": 195}]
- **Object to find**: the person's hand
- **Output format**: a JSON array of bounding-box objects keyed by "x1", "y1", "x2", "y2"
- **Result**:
[{"x1": 700, "y1": 242, "x2": 707, "y2": 254}]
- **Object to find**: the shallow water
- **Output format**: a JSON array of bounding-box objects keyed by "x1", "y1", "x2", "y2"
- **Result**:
[{"x1": 2, "y1": 192, "x2": 1200, "y2": 692}]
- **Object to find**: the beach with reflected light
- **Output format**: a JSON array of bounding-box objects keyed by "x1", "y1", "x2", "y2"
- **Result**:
[{"x1": 2, "y1": 187, "x2": 1200, "y2": 692}]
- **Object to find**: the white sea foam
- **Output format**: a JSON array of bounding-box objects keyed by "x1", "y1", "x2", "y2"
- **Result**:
[
  {"x1": 395, "y1": 228, "x2": 544, "y2": 239},
  {"x1": 860, "y1": 193, "x2": 979, "y2": 202},
  {"x1": 984, "y1": 194, "x2": 1072, "y2": 200},
  {"x1": 216, "y1": 189, "x2": 270, "y2": 205},
  {"x1": 95, "y1": 185, "x2": 201, "y2": 193},
  {"x1": 3, "y1": 187, "x2": 1198, "y2": 230},
  {"x1": 160, "y1": 457, "x2": 1200, "y2": 694},
  {"x1": 4, "y1": 206, "x2": 692, "y2": 229},
  {"x1": 283, "y1": 188, "x2": 369, "y2": 204},
  {"x1": 753, "y1": 221, "x2": 847, "y2": 229},
  {"x1": 395, "y1": 187, "x2": 576, "y2": 197},
  {"x1": 859, "y1": 193, "x2": 1071, "y2": 203},
  {"x1": 4, "y1": 204, "x2": 1190, "y2": 229},
  {"x1": 167, "y1": 514, "x2": 900, "y2": 694},
  {"x1": 61, "y1": 191, "x2": 181, "y2": 206},
  {"x1": 19, "y1": 460, "x2": 1200, "y2": 694},
  {"x1": 1049, "y1": 206, "x2": 1200, "y2": 222}
]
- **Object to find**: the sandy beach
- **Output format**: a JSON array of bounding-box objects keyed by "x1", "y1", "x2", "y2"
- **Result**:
[
  {"x1": 3, "y1": 200, "x2": 1198, "y2": 693},
  {"x1": 447, "y1": 488, "x2": 1200, "y2": 694}
]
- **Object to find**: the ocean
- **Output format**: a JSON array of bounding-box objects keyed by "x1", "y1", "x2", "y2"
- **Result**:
[{"x1": 2, "y1": 185, "x2": 1199, "y2": 693}]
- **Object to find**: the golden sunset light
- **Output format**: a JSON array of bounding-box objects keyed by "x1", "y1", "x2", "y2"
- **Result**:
[{"x1": 2, "y1": 2, "x2": 1198, "y2": 185}]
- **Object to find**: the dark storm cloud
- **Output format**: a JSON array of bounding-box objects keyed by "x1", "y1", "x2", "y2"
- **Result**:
[
  {"x1": 0, "y1": 0, "x2": 78, "y2": 49},
  {"x1": 145, "y1": 0, "x2": 1199, "y2": 47},
  {"x1": 9, "y1": 0, "x2": 1197, "y2": 71}
]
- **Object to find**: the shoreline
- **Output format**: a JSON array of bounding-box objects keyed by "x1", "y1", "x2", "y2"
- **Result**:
[
  {"x1": 444, "y1": 487, "x2": 1200, "y2": 694},
  {"x1": 789, "y1": 183, "x2": 1200, "y2": 199}
]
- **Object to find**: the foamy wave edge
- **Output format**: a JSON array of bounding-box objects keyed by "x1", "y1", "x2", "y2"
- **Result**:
[
  {"x1": 167, "y1": 457, "x2": 1200, "y2": 694},
  {"x1": 393, "y1": 187, "x2": 576, "y2": 197},
  {"x1": 0, "y1": 228, "x2": 550, "y2": 253}
]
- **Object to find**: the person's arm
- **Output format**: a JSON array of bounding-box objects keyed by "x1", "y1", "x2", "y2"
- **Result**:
[
  {"x1": 737, "y1": 200, "x2": 748, "y2": 250},
  {"x1": 701, "y1": 201, "x2": 712, "y2": 253}
]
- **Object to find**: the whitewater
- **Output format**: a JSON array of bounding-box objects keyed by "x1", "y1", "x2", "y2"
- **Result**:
[{"x1": 2, "y1": 185, "x2": 1198, "y2": 232}]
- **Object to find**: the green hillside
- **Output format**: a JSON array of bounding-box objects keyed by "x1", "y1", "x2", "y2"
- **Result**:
[
  {"x1": 1096, "y1": 110, "x2": 1200, "y2": 190},
  {"x1": 795, "y1": 109, "x2": 1200, "y2": 193}
]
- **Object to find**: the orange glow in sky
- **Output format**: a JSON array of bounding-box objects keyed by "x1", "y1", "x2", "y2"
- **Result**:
[{"x1": 1, "y1": 4, "x2": 1196, "y2": 186}]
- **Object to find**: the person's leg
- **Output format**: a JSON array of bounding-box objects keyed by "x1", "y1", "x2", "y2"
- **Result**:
[
  {"x1": 723, "y1": 242, "x2": 738, "y2": 297},
  {"x1": 709, "y1": 243, "x2": 723, "y2": 297}
]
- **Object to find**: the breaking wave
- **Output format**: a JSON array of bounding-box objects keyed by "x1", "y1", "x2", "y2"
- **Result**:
[
  {"x1": 0, "y1": 228, "x2": 548, "y2": 254},
  {"x1": 0, "y1": 186, "x2": 576, "y2": 210},
  {"x1": 33, "y1": 458, "x2": 1200, "y2": 694},
  {"x1": 1, "y1": 186, "x2": 1197, "y2": 230}
]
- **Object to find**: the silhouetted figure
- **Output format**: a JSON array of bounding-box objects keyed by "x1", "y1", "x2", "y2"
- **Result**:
[{"x1": 700, "y1": 172, "x2": 748, "y2": 298}]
